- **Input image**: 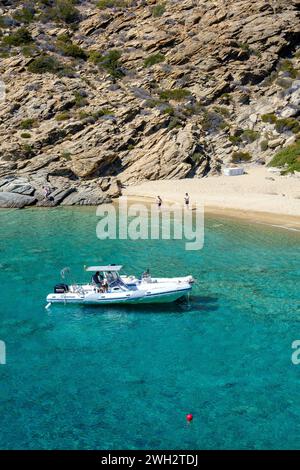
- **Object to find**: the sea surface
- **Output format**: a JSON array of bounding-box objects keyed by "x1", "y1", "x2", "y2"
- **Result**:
[{"x1": 0, "y1": 206, "x2": 300, "y2": 449}]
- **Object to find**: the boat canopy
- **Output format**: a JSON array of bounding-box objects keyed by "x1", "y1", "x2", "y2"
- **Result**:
[{"x1": 85, "y1": 265, "x2": 123, "y2": 272}]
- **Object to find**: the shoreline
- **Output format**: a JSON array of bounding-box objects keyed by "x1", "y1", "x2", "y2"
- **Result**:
[
  {"x1": 122, "y1": 195, "x2": 300, "y2": 231},
  {"x1": 4, "y1": 198, "x2": 300, "y2": 230},
  {"x1": 2, "y1": 167, "x2": 300, "y2": 232},
  {"x1": 122, "y1": 167, "x2": 300, "y2": 232}
]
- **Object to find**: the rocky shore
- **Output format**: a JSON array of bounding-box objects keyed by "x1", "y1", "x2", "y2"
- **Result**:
[{"x1": 0, "y1": 0, "x2": 299, "y2": 208}]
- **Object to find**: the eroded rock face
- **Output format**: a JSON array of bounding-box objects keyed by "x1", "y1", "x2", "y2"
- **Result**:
[
  {"x1": 120, "y1": 123, "x2": 208, "y2": 183},
  {"x1": 0, "y1": 0, "x2": 299, "y2": 207}
]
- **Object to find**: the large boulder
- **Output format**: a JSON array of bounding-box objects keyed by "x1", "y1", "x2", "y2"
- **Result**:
[
  {"x1": 36, "y1": 188, "x2": 75, "y2": 207},
  {"x1": 0, "y1": 192, "x2": 36, "y2": 208},
  {"x1": 61, "y1": 188, "x2": 111, "y2": 206}
]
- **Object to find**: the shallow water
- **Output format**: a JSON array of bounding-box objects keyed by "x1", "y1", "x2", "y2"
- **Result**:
[{"x1": 0, "y1": 207, "x2": 300, "y2": 449}]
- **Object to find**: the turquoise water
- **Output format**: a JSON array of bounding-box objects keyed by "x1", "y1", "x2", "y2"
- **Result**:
[{"x1": 0, "y1": 207, "x2": 300, "y2": 450}]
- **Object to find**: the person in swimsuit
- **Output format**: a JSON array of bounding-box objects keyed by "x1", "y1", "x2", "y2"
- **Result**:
[{"x1": 157, "y1": 196, "x2": 162, "y2": 209}]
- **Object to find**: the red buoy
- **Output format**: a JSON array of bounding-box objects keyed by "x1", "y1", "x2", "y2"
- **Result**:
[{"x1": 186, "y1": 413, "x2": 193, "y2": 422}]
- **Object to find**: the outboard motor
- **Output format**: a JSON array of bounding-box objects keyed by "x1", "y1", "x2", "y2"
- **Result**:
[{"x1": 54, "y1": 283, "x2": 69, "y2": 293}]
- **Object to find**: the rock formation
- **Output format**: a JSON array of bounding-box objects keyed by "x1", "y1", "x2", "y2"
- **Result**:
[{"x1": 0, "y1": 0, "x2": 299, "y2": 207}]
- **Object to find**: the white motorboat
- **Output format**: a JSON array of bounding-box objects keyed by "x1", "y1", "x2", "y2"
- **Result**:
[
  {"x1": 46, "y1": 265, "x2": 193, "y2": 306},
  {"x1": 120, "y1": 273, "x2": 194, "y2": 287}
]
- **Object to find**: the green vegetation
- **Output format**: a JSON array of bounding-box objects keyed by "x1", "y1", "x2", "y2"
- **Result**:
[
  {"x1": 13, "y1": 6, "x2": 36, "y2": 24},
  {"x1": 260, "y1": 140, "x2": 268, "y2": 151},
  {"x1": 220, "y1": 93, "x2": 232, "y2": 104},
  {"x1": 88, "y1": 51, "x2": 103, "y2": 64},
  {"x1": 89, "y1": 49, "x2": 124, "y2": 78},
  {"x1": 237, "y1": 43, "x2": 261, "y2": 58},
  {"x1": 21, "y1": 143, "x2": 34, "y2": 158},
  {"x1": 167, "y1": 116, "x2": 182, "y2": 131},
  {"x1": 2, "y1": 27, "x2": 33, "y2": 46},
  {"x1": 261, "y1": 113, "x2": 277, "y2": 124},
  {"x1": 275, "y1": 118, "x2": 300, "y2": 134},
  {"x1": 73, "y1": 91, "x2": 88, "y2": 108},
  {"x1": 97, "y1": 0, "x2": 129, "y2": 8},
  {"x1": 229, "y1": 128, "x2": 244, "y2": 145},
  {"x1": 55, "y1": 112, "x2": 70, "y2": 121},
  {"x1": 162, "y1": 105, "x2": 175, "y2": 116},
  {"x1": 241, "y1": 129, "x2": 260, "y2": 143},
  {"x1": 42, "y1": 0, "x2": 81, "y2": 25},
  {"x1": 93, "y1": 108, "x2": 114, "y2": 118},
  {"x1": 238, "y1": 43, "x2": 250, "y2": 52},
  {"x1": 231, "y1": 151, "x2": 252, "y2": 163},
  {"x1": 219, "y1": 121, "x2": 230, "y2": 130},
  {"x1": 200, "y1": 110, "x2": 228, "y2": 132},
  {"x1": 78, "y1": 110, "x2": 89, "y2": 120},
  {"x1": 144, "y1": 99, "x2": 164, "y2": 108},
  {"x1": 61, "y1": 150, "x2": 72, "y2": 160},
  {"x1": 144, "y1": 53, "x2": 165, "y2": 68},
  {"x1": 200, "y1": 112, "x2": 214, "y2": 132},
  {"x1": 229, "y1": 135, "x2": 242, "y2": 145},
  {"x1": 151, "y1": 3, "x2": 166, "y2": 17},
  {"x1": 27, "y1": 54, "x2": 63, "y2": 74},
  {"x1": 190, "y1": 152, "x2": 204, "y2": 164},
  {"x1": 261, "y1": 113, "x2": 299, "y2": 134},
  {"x1": 159, "y1": 89, "x2": 191, "y2": 101},
  {"x1": 54, "y1": 0, "x2": 81, "y2": 24},
  {"x1": 268, "y1": 139, "x2": 300, "y2": 174},
  {"x1": 214, "y1": 106, "x2": 230, "y2": 118},
  {"x1": 21, "y1": 132, "x2": 31, "y2": 139},
  {"x1": 56, "y1": 35, "x2": 87, "y2": 59},
  {"x1": 20, "y1": 118, "x2": 36, "y2": 129},
  {"x1": 279, "y1": 59, "x2": 298, "y2": 79},
  {"x1": 22, "y1": 44, "x2": 39, "y2": 57},
  {"x1": 183, "y1": 101, "x2": 203, "y2": 117}
]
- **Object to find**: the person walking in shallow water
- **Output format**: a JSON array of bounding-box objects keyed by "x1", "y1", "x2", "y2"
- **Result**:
[
  {"x1": 184, "y1": 193, "x2": 190, "y2": 209},
  {"x1": 157, "y1": 196, "x2": 162, "y2": 209}
]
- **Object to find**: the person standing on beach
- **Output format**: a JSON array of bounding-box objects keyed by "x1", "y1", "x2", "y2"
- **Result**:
[
  {"x1": 157, "y1": 196, "x2": 162, "y2": 209},
  {"x1": 184, "y1": 193, "x2": 190, "y2": 209}
]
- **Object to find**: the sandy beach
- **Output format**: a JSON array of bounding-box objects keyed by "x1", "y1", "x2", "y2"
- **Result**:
[{"x1": 123, "y1": 166, "x2": 300, "y2": 230}]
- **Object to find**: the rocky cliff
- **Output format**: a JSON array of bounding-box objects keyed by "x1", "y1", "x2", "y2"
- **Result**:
[{"x1": 0, "y1": 0, "x2": 299, "y2": 207}]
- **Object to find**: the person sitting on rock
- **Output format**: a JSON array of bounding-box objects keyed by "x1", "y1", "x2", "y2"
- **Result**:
[{"x1": 43, "y1": 186, "x2": 54, "y2": 201}]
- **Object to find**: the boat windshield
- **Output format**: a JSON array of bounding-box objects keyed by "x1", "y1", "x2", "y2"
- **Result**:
[{"x1": 103, "y1": 270, "x2": 126, "y2": 288}]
